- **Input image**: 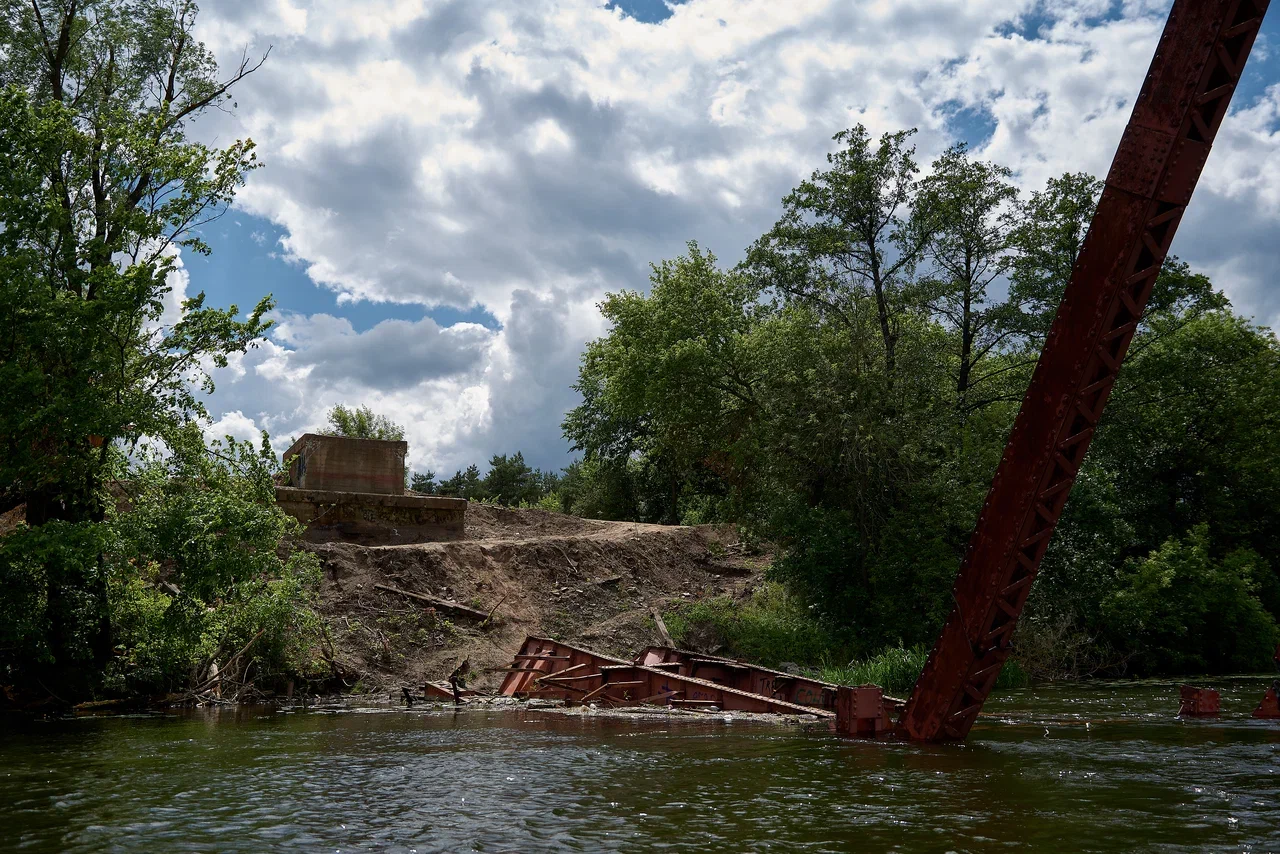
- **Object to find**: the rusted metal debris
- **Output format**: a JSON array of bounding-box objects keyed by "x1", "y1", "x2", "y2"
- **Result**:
[
  {"x1": 493, "y1": 636, "x2": 929, "y2": 732},
  {"x1": 835, "y1": 686, "x2": 899, "y2": 737},
  {"x1": 1252, "y1": 682, "x2": 1280, "y2": 719},
  {"x1": 423, "y1": 680, "x2": 477, "y2": 702},
  {"x1": 902, "y1": 0, "x2": 1271, "y2": 742},
  {"x1": 635, "y1": 645, "x2": 845, "y2": 711},
  {"x1": 499, "y1": 636, "x2": 630, "y2": 700},
  {"x1": 1178, "y1": 685, "x2": 1221, "y2": 717}
]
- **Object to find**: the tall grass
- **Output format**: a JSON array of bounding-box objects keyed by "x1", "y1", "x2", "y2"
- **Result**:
[
  {"x1": 820, "y1": 645, "x2": 1030, "y2": 696},
  {"x1": 663, "y1": 582, "x2": 837, "y2": 667},
  {"x1": 663, "y1": 583, "x2": 1031, "y2": 695}
]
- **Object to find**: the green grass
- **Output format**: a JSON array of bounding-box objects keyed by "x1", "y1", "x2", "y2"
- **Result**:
[
  {"x1": 663, "y1": 582, "x2": 1031, "y2": 695},
  {"x1": 663, "y1": 582, "x2": 836, "y2": 667},
  {"x1": 820, "y1": 645, "x2": 1030, "y2": 696}
]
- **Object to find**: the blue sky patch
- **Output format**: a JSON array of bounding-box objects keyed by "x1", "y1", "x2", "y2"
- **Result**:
[
  {"x1": 605, "y1": 0, "x2": 683, "y2": 24},
  {"x1": 187, "y1": 212, "x2": 501, "y2": 333}
]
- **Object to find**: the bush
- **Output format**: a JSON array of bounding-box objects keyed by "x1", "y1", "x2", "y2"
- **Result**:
[
  {"x1": 821, "y1": 645, "x2": 1029, "y2": 696},
  {"x1": 102, "y1": 429, "x2": 324, "y2": 695},
  {"x1": 1102, "y1": 525, "x2": 1280, "y2": 674},
  {"x1": 664, "y1": 582, "x2": 840, "y2": 666}
]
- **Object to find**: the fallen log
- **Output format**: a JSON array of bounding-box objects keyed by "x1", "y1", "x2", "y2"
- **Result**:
[{"x1": 373, "y1": 583, "x2": 491, "y2": 621}]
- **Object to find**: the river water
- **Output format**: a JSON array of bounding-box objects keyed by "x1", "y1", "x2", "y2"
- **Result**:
[{"x1": 3, "y1": 678, "x2": 1279, "y2": 853}]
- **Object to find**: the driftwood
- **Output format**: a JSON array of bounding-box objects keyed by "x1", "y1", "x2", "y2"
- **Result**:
[
  {"x1": 190, "y1": 629, "x2": 265, "y2": 695},
  {"x1": 650, "y1": 608, "x2": 675, "y2": 647},
  {"x1": 373, "y1": 583, "x2": 490, "y2": 621}
]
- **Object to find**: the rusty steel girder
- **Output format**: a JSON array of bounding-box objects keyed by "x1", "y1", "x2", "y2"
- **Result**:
[
  {"x1": 635, "y1": 645, "x2": 842, "y2": 710},
  {"x1": 498, "y1": 636, "x2": 628, "y2": 699},
  {"x1": 900, "y1": 0, "x2": 1270, "y2": 742},
  {"x1": 1178, "y1": 685, "x2": 1222, "y2": 717}
]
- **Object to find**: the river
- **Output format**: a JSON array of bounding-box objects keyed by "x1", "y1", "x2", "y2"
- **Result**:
[{"x1": 2, "y1": 677, "x2": 1278, "y2": 852}]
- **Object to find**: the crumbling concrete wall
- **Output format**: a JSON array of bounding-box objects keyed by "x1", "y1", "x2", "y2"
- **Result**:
[
  {"x1": 275, "y1": 487, "x2": 466, "y2": 545},
  {"x1": 282, "y1": 434, "x2": 407, "y2": 495}
]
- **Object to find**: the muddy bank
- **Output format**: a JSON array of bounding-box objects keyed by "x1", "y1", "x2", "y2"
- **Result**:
[{"x1": 314, "y1": 503, "x2": 764, "y2": 694}]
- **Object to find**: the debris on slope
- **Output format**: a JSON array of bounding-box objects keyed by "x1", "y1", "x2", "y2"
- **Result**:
[{"x1": 314, "y1": 502, "x2": 764, "y2": 694}]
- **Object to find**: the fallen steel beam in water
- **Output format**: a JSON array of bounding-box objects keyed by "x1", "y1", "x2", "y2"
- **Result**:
[
  {"x1": 634, "y1": 645, "x2": 839, "y2": 711},
  {"x1": 499, "y1": 636, "x2": 627, "y2": 700},
  {"x1": 501, "y1": 636, "x2": 849, "y2": 721},
  {"x1": 592, "y1": 663, "x2": 834, "y2": 717}
]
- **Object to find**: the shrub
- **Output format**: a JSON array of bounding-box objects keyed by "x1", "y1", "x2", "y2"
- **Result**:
[
  {"x1": 1102, "y1": 525, "x2": 1280, "y2": 674},
  {"x1": 664, "y1": 582, "x2": 839, "y2": 666}
]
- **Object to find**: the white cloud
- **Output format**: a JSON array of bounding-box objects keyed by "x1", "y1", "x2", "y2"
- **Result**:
[
  {"x1": 188, "y1": 0, "x2": 1280, "y2": 472},
  {"x1": 206, "y1": 410, "x2": 263, "y2": 445}
]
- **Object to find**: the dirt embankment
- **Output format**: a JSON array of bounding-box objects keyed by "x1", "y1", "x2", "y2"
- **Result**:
[{"x1": 314, "y1": 503, "x2": 764, "y2": 693}]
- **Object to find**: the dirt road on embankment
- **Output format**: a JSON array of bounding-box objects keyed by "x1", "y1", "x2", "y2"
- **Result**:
[{"x1": 314, "y1": 503, "x2": 764, "y2": 693}]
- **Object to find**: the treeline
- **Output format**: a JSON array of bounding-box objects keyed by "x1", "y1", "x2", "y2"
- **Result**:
[
  {"x1": 0, "y1": 2, "x2": 323, "y2": 703},
  {"x1": 410, "y1": 455, "x2": 557, "y2": 506},
  {"x1": 317, "y1": 405, "x2": 576, "y2": 510},
  {"x1": 562, "y1": 127, "x2": 1280, "y2": 679}
]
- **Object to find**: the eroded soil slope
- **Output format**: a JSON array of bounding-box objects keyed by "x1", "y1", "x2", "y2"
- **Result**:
[{"x1": 316, "y1": 503, "x2": 763, "y2": 693}]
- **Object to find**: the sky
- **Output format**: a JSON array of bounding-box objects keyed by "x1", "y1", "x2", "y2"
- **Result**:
[{"x1": 183, "y1": 0, "x2": 1280, "y2": 477}]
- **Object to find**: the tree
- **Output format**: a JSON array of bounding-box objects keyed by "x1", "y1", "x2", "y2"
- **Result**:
[
  {"x1": 483, "y1": 453, "x2": 536, "y2": 506},
  {"x1": 409, "y1": 470, "x2": 437, "y2": 494},
  {"x1": 747, "y1": 125, "x2": 929, "y2": 374},
  {"x1": 565, "y1": 243, "x2": 762, "y2": 523},
  {"x1": 1101, "y1": 525, "x2": 1278, "y2": 674},
  {"x1": 103, "y1": 427, "x2": 322, "y2": 694},
  {"x1": 0, "y1": 0, "x2": 271, "y2": 526},
  {"x1": 438, "y1": 465, "x2": 485, "y2": 501},
  {"x1": 0, "y1": 0, "x2": 272, "y2": 687},
  {"x1": 1008, "y1": 172, "x2": 1102, "y2": 339},
  {"x1": 564, "y1": 132, "x2": 1280, "y2": 674},
  {"x1": 321, "y1": 405, "x2": 405, "y2": 441},
  {"x1": 916, "y1": 144, "x2": 1022, "y2": 412}
]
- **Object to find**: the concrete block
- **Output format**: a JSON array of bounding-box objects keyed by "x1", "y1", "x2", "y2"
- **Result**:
[{"x1": 282, "y1": 434, "x2": 407, "y2": 495}]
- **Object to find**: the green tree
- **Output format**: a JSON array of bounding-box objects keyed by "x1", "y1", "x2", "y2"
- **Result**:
[
  {"x1": 0, "y1": 0, "x2": 271, "y2": 526},
  {"x1": 747, "y1": 125, "x2": 930, "y2": 374},
  {"x1": 565, "y1": 243, "x2": 762, "y2": 523},
  {"x1": 409, "y1": 470, "x2": 437, "y2": 494},
  {"x1": 1102, "y1": 525, "x2": 1278, "y2": 674},
  {"x1": 0, "y1": 0, "x2": 272, "y2": 687},
  {"x1": 564, "y1": 135, "x2": 1280, "y2": 675},
  {"x1": 916, "y1": 144, "x2": 1022, "y2": 412},
  {"x1": 1008, "y1": 172, "x2": 1102, "y2": 339},
  {"x1": 321, "y1": 405, "x2": 405, "y2": 441},
  {"x1": 104, "y1": 427, "x2": 322, "y2": 694},
  {"x1": 484, "y1": 453, "x2": 537, "y2": 506}
]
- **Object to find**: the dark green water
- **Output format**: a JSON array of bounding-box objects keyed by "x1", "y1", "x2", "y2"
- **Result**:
[{"x1": 3, "y1": 678, "x2": 1279, "y2": 853}]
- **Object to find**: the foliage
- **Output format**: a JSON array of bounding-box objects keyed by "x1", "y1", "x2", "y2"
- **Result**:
[
  {"x1": 0, "y1": 0, "x2": 271, "y2": 527},
  {"x1": 565, "y1": 122, "x2": 1280, "y2": 678},
  {"x1": 820, "y1": 645, "x2": 1028, "y2": 696},
  {"x1": 104, "y1": 429, "x2": 323, "y2": 695},
  {"x1": 663, "y1": 583, "x2": 838, "y2": 667},
  {"x1": 0, "y1": 429, "x2": 323, "y2": 696},
  {"x1": 429, "y1": 452, "x2": 567, "y2": 509},
  {"x1": 747, "y1": 125, "x2": 929, "y2": 373},
  {"x1": 321, "y1": 404, "x2": 406, "y2": 441},
  {"x1": 1101, "y1": 526, "x2": 1278, "y2": 675},
  {"x1": 409, "y1": 470, "x2": 437, "y2": 494},
  {"x1": 0, "y1": 1, "x2": 326, "y2": 700},
  {"x1": 0, "y1": 521, "x2": 109, "y2": 683}
]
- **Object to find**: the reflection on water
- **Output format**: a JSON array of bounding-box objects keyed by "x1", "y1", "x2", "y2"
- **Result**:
[{"x1": 3, "y1": 677, "x2": 1279, "y2": 852}]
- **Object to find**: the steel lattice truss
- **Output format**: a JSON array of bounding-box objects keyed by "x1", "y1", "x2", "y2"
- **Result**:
[{"x1": 900, "y1": 0, "x2": 1271, "y2": 742}]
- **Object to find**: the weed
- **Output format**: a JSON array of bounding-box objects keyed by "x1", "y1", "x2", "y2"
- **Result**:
[{"x1": 820, "y1": 646, "x2": 1030, "y2": 696}]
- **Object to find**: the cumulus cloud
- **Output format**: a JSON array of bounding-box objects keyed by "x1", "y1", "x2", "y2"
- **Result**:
[
  {"x1": 271, "y1": 313, "x2": 494, "y2": 389},
  {"x1": 188, "y1": 0, "x2": 1280, "y2": 473}
]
